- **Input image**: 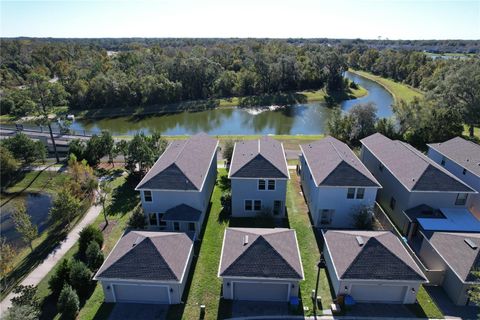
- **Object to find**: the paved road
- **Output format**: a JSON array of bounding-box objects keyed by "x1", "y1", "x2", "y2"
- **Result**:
[{"x1": 0, "y1": 199, "x2": 102, "y2": 315}]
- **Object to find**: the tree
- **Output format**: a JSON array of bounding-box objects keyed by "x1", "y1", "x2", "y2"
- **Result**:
[
  {"x1": 11, "y1": 202, "x2": 38, "y2": 251},
  {"x1": 0, "y1": 146, "x2": 18, "y2": 188},
  {"x1": 0, "y1": 237, "x2": 15, "y2": 289},
  {"x1": 97, "y1": 181, "x2": 112, "y2": 227},
  {"x1": 348, "y1": 103, "x2": 378, "y2": 143},
  {"x1": 67, "y1": 154, "x2": 98, "y2": 199},
  {"x1": 375, "y1": 117, "x2": 400, "y2": 139},
  {"x1": 78, "y1": 225, "x2": 104, "y2": 259},
  {"x1": 11, "y1": 285, "x2": 39, "y2": 308},
  {"x1": 353, "y1": 206, "x2": 374, "y2": 230},
  {"x1": 2, "y1": 133, "x2": 46, "y2": 164},
  {"x1": 49, "y1": 189, "x2": 81, "y2": 227},
  {"x1": 222, "y1": 140, "x2": 235, "y2": 164},
  {"x1": 127, "y1": 132, "x2": 167, "y2": 173},
  {"x1": 69, "y1": 260, "x2": 92, "y2": 298},
  {"x1": 114, "y1": 140, "x2": 129, "y2": 166},
  {"x1": 48, "y1": 258, "x2": 71, "y2": 297},
  {"x1": 28, "y1": 73, "x2": 69, "y2": 162},
  {"x1": 85, "y1": 241, "x2": 104, "y2": 271},
  {"x1": 68, "y1": 139, "x2": 86, "y2": 160},
  {"x1": 327, "y1": 108, "x2": 350, "y2": 142},
  {"x1": 4, "y1": 304, "x2": 40, "y2": 320},
  {"x1": 128, "y1": 206, "x2": 146, "y2": 229},
  {"x1": 57, "y1": 284, "x2": 79, "y2": 320},
  {"x1": 468, "y1": 271, "x2": 480, "y2": 307}
]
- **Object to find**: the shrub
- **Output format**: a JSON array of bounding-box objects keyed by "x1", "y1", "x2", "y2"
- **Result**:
[
  {"x1": 57, "y1": 284, "x2": 79, "y2": 320},
  {"x1": 86, "y1": 241, "x2": 104, "y2": 271},
  {"x1": 4, "y1": 304, "x2": 40, "y2": 320},
  {"x1": 353, "y1": 206, "x2": 374, "y2": 230},
  {"x1": 128, "y1": 206, "x2": 146, "y2": 229},
  {"x1": 69, "y1": 260, "x2": 92, "y2": 298},
  {"x1": 11, "y1": 285, "x2": 38, "y2": 308},
  {"x1": 48, "y1": 259, "x2": 71, "y2": 297},
  {"x1": 78, "y1": 225, "x2": 103, "y2": 259}
]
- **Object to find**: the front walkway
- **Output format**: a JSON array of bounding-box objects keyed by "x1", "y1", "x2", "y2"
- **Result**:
[{"x1": 0, "y1": 201, "x2": 102, "y2": 315}]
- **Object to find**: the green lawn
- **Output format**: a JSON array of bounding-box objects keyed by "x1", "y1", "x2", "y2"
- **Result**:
[
  {"x1": 349, "y1": 69, "x2": 424, "y2": 104},
  {"x1": 287, "y1": 171, "x2": 334, "y2": 315},
  {"x1": 463, "y1": 124, "x2": 480, "y2": 139},
  {"x1": 1, "y1": 170, "x2": 68, "y2": 200},
  {"x1": 408, "y1": 285, "x2": 444, "y2": 319}
]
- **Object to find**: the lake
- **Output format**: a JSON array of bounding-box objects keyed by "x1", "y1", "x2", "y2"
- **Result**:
[
  {"x1": 0, "y1": 192, "x2": 52, "y2": 248},
  {"x1": 70, "y1": 71, "x2": 394, "y2": 136}
]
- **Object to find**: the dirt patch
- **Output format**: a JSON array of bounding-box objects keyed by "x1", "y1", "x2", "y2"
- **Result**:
[{"x1": 98, "y1": 220, "x2": 118, "y2": 245}]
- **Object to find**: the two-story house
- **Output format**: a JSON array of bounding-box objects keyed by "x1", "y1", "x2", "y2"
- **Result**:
[
  {"x1": 228, "y1": 137, "x2": 289, "y2": 217},
  {"x1": 299, "y1": 136, "x2": 381, "y2": 228},
  {"x1": 135, "y1": 133, "x2": 218, "y2": 236},
  {"x1": 360, "y1": 133, "x2": 476, "y2": 236},
  {"x1": 428, "y1": 137, "x2": 480, "y2": 217}
]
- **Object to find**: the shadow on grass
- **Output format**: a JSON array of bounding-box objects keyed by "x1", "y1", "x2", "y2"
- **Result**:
[
  {"x1": 217, "y1": 297, "x2": 232, "y2": 320},
  {"x1": 109, "y1": 174, "x2": 140, "y2": 216},
  {"x1": 218, "y1": 175, "x2": 231, "y2": 192}
]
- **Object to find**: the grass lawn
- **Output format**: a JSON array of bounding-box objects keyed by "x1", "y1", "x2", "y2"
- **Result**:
[
  {"x1": 1, "y1": 170, "x2": 68, "y2": 200},
  {"x1": 408, "y1": 285, "x2": 444, "y2": 319},
  {"x1": 349, "y1": 69, "x2": 424, "y2": 104},
  {"x1": 287, "y1": 171, "x2": 334, "y2": 315},
  {"x1": 463, "y1": 124, "x2": 480, "y2": 139}
]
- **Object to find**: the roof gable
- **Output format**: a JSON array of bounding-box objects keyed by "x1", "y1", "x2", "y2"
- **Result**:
[
  {"x1": 413, "y1": 165, "x2": 473, "y2": 192},
  {"x1": 429, "y1": 137, "x2": 480, "y2": 177},
  {"x1": 342, "y1": 237, "x2": 425, "y2": 281},
  {"x1": 163, "y1": 204, "x2": 202, "y2": 221},
  {"x1": 322, "y1": 161, "x2": 380, "y2": 187},
  {"x1": 138, "y1": 163, "x2": 197, "y2": 190},
  {"x1": 231, "y1": 154, "x2": 287, "y2": 178}
]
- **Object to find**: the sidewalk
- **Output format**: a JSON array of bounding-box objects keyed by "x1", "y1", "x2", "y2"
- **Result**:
[{"x1": 0, "y1": 201, "x2": 102, "y2": 315}]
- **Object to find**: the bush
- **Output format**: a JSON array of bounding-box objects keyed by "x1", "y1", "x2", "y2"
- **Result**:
[
  {"x1": 1, "y1": 133, "x2": 46, "y2": 164},
  {"x1": 85, "y1": 241, "x2": 104, "y2": 271},
  {"x1": 353, "y1": 206, "x2": 374, "y2": 230},
  {"x1": 48, "y1": 259, "x2": 71, "y2": 297},
  {"x1": 57, "y1": 284, "x2": 79, "y2": 320},
  {"x1": 69, "y1": 260, "x2": 92, "y2": 298},
  {"x1": 4, "y1": 304, "x2": 40, "y2": 320},
  {"x1": 78, "y1": 225, "x2": 103, "y2": 259},
  {"x1": 128, "y1": 206, "x2": 146, "y2": 229}
]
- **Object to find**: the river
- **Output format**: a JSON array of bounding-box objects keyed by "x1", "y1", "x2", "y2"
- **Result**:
[{"x1": 54, "y1": 71, "x2": 395, "y2": 136}]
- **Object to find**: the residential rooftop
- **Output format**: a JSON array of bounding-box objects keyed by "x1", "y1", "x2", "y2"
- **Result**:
[
  {"x1": 428, "y1": 136, "x2": 480, "y2": 177},
  {"x1": 229, "y1": 136, "x2": 289, "y2": 179},
  {"x1": 361, "y1": 133, "x2": 474, "y2": 193},
  {"x1": 218, "y1": 228, "x2": 303, "y2": 279},
  {"x1": 136, "y1": 133, "x2": 218, "y2": 191},
  {"x1": 300, "y1": 136, "x2": 381, "y2": 187},
  {"x1": 323, "y1": 230, "x2": 427, "y2": 281}
]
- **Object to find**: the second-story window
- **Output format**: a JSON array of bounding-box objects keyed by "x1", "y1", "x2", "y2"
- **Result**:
[
  {"x1": 268, "y1": 180, "x2": 275, "y2": 190},
  {"x1": 144, "y1": 190, "x2": 152, "y2": 202},
  {"x1": 356, "y1": 188, "x2": 365, "y2": 199},
  {"x1": 258, "y1": 179, "x2": 266, "y2": 190},
  {"x1": 462, "y1": 168, "x2": 467, "y2": 175},
  {"x1": 441, "y1": 157, "x2": 446, "y2": 166},
  {"x1": 455, "y1": 193, "x2": 468, "y2": 206},
  {"x1": 347, "y1": 188, "x2": 355, "y2": 199}
]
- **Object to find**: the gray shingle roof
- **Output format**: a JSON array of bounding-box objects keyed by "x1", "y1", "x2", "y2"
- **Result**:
[
  {"x1": 300, "y1": 136, "x2": 381, "y2": 187},
  {"x1": 361, "y1": 133, "x2": 474, "y2": 192},
  {"x1": 323, "y1": 230, "x2": 426, "y2": 281},
  {"x1": 95, "y1": 231, "x2": 193, "y2": 282},
  {"x1": 136, "y1": 133, "x2": 218, "y2": 191},
  {"x1": 428, "y1": 232, "x2": 480, "y2": 283},
  {"x1": 428, "y1": 137, "x2": 480, "y2": 177},
  {"x1": 219, "y1": 228, "x2": 303, "y2": 279},
  {"x1": 229, "y1": 137, "x2": 289, "y2": 179},
  {"x1": 162, "y1": 204, "x2": 202, "y2": 221}
]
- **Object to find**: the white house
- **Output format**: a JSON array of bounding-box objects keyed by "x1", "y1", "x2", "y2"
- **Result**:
[
  {"x1": 94, "y1": 231, "x2": 194, "y2": 304},
  {"x1": 428, "y1": 137, "x2": 480, "y2": 217},
  {"x1": 299, "y1": 136, "x2": 381, "y2": 228},
  {"x1": 218, "y1": 228, "x2": 304, "y2": 302},
  {"x1": 360, "y1": 133, "x2": 476, "y2": 236},
  {"x1": 322, "y1": 230, "x2": 427, "y2": 304},
  {"x1": 228, "y1": 137, "x2": 289, "y2": 217},
  {"x1": 417, "y1": 232, "x2": 480, "y2": 306},
  {"x1": 135, "y1": 133, "x2": 218, "y2": 236}
]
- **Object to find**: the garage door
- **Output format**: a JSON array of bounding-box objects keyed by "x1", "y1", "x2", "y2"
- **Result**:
[
  {"x1": 350, "y1": 284, "x2": 407, "y2": 303},
  {"x1": 114, "y1": 284, "x2": 170, "y2": 304},
  {"x1": 233, "y1": 282, "x2": 289, "y2": 302}
]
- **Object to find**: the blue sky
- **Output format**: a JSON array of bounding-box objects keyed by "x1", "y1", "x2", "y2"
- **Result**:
[{"x1": 1, "y1": 0, "x2": 479, "y2": 39}]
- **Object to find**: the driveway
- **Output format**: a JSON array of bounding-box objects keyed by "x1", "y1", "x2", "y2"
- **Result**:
[
  {"x1": 108, "y1": 303, "x2": 169, "y2": 320},
  {"x1": 425, "y1": 286, "x2": 479, "y2": 319},
  {"x1": 231, "y1": 301, "x2": 290, "y2": 318},
  {"x1": 343, "y1": 302, "x2": 417, "y2": 318}
]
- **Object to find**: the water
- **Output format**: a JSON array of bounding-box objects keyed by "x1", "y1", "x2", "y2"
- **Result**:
[
  {"x1": 0, "y1": 193, "x2": 53, "y2": 248},
  {"x1": 68, "y1": 71, "x2": 395, "y2": 135}
]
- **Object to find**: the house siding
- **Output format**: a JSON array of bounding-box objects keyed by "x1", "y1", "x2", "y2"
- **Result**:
[{"x1": 231, "y1": 178, "x2": 287, "y2": 217}]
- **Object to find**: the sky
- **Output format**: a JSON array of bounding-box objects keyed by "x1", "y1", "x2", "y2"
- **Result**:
[{"x1": 1, "y1": 0, "x2": 479, "y2": 39}]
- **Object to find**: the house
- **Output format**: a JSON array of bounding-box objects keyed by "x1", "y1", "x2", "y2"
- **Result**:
[
  {"x1": 427, "y1": 137, "x2": 480, "y2": 217},
  {"x1": 135, "y1": 133, "x2": 218, "y2": 236},
  {"x1": 322, "y1": 230, "x2": 427, "y2": 304},
  {"x1": 299, "y1": 136, "x2": 381, "y2": 228},
  {"x1": 360, "y1": 133, "x2": 476, "y2": 235},
  {"x1": 94, "y1": 231, "x2": 194, "y2": 304},
  {"x1": 418, "y1": 232, "x2": 480, "y2": 306},
  {"x1": 228, "y1": 137, "x2": 289, "y2": 217},
  {"x1": 218, "y1": 228, "x2": 304, "y2": 302}
]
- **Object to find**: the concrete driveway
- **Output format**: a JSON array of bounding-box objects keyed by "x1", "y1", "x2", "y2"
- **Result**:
[
  {"x1": 231, "y1": 301, "x2": 290, "y2": 318},
  {"x1": 108, "y1": 303, "x2": 169, "y2": 320}
]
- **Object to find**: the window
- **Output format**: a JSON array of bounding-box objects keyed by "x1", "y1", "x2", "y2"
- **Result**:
[
  {"x1": 268, "y1": 180, "x2": 276, "y2": 190},
  {"x1": 356, "y1": 188, "x2": 365, "y2": 199},
  {"x1": 173, "y1": 222, "x2": 180, "y2": 231},
  {"x1": 390, "y1": 197, "x2": 396, "y2": 210},
  {"x1": 455, "y1": 193, "x2": 468, "y2": 206},
  {"x1": 273, "y1": 200, "x2": 282, "y2": 215},
  {"x1": 144, "y1": 190, "x2": 152, "y2": 202},
  {"x1": 254, "y1": 200, "x2": 261, "y2": 211},
  {"x1": 378, "y1": 163, "x2": 384, "y2": 172},
  {"x1": 441, "y1": 157, "x2": 446, "y2": 166},
  {"x1": 149, "y1": 213, "x2": 157, "y2": 226},
  {"x1": 320, "y1": 209, "x2": 334, "y2": 225},
  {"x1": 462, "y1": 168, "x2": 467, "y2": 175},
  {"x1": 245, "y1": 200, "x2": 253, "y2": 211},
  {"x1": 347, "y1": 188, "x2": 355, "y2": 199},
  {"x1": 258, "y1": 179, "x2": 266, "y2": 190},
  {"x1": 158, "y1": 213, "x2": 167, "y2": 226},
  {"x1": 188, "y1": 222, "x2": 196, "y2": 231}
]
